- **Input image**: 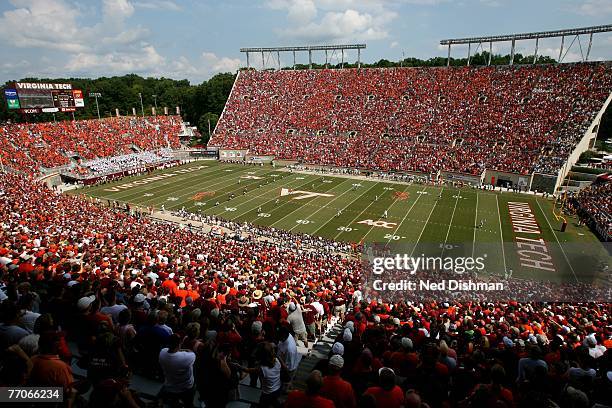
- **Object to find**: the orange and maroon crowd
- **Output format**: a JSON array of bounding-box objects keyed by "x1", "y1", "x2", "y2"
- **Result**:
[{"x1": 211, "y1": 63, "x2": 612, "y2": 176}]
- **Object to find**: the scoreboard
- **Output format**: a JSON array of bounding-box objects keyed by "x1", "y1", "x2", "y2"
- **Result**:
[{"x1": 4, "y1": 82, "x2": 84, "y2": 114}]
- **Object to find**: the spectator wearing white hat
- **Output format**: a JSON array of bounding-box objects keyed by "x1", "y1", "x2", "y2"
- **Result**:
[{"x1": 321, "y1": 355, "x2": 356, "y2": 408}]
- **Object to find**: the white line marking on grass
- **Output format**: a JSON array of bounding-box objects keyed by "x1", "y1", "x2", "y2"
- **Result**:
[
  {"x1": 287, "y1": 179, "x2": 355, "y2": 231},
  {"x1": 332, "y1": 183, "x2": 386, "y2": 240},
  {"x1": 92, "y1": 163, "x2": 224, "y2": 202},
  {"x1": 535, "y1": 198, "x2": 578, "y2": 283},
  {"x1": 495, "y1": 194, "x2": 508, "y2": 275},
  {"x1": 384, "y1": 187, "x2": 425, "y2": 245},
  {"x1": 409, "y1": 187, "x2": 444, "y2": 256},
  {"x1": 232, "y1": 176, "x2": 319, "y2": 219},
  {"x1": 269, "y1": 179, "x2": 348, "y2": 227},
  {"x1": 440, "y1": 191, "x2": 460, "y2": 257},
  {"x1": 163, "y1": 168, "x2": 271, "y2": 210},
  {"x1": 312, "y1": 183, "x2": 379, "y2": 237},
  {"x1": 472, "y1": 191, "x2": 479, "y2": 258}
]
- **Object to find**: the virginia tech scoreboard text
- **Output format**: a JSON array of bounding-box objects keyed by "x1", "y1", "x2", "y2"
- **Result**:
[{"x1": 4, "y1": 82, "x2": 85, "y2": 114}]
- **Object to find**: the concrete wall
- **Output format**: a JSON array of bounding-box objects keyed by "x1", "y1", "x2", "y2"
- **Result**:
[
  {"x1": 441, "y1": 171, "x2": 484, "y2": 185},
  {"x1": 554, "y1": 91, "x2": 612, "y2": 192},
  {"x1": 483, "y1": 169, "x2": 532, "y2": 190},
  {"x1": 245, "y1": 155, "x2": 275, "y2": 163},
  {"x1": 219, "y1": 149, "x2": 248, "y2": 161}
]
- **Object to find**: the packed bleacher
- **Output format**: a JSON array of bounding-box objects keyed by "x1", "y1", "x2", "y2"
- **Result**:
[
  {"x1": 70, "y1": 149, "x2": 176, "y2": 177},
  {"x1": 0, "y1": 116, "x2": 182, "y2": 176},
  {"x1": 210, "y1": 63, "x2": 612, "y2": 176},
  {"x1": 0, "y1": 172, "x2": 610, "y2": 407},
  {"x1": 566, "y1": 181, "x2": 612, "y2": 240}
]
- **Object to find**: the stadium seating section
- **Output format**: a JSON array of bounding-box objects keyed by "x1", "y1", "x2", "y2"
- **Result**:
[
  {"x1": 0, "y1": 116, "x2": 182, "y2": 176},
  {"x1": 0, "y1": 172, "x2": 611, "y2": 407},
  {"x1": 567, "y1": 181, "x2": 612, "y2": 240},
  {"x1": 211, "y1": 63, "x2": 612, "y2": 175}
]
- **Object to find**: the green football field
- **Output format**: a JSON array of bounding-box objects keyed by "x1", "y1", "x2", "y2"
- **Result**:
[{"x1": 72, "y1": 160, "x2": 610, "y2": 285}]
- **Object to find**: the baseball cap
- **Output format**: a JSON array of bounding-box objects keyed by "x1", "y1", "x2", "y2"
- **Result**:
[
  {"x1": 134, "y1": 293, "x2": 146, "y2": 303},
  {"x1": 329, "y1": 355, "x2": 344, "y2": 369},
  {"x1": 331, "y1": 342, "x2": 345, "y2": 356},
  {"x1": 77, "y1": 295, "x2": 96, "y2": 311}
]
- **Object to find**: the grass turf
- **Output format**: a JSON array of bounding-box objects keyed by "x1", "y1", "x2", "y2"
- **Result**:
[{"x1": 72, "y1": 161, "x2": 610, "y2": 285}]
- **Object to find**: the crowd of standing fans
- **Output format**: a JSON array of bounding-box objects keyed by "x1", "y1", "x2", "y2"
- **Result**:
[
  {"x1": 565, "y1": 181, "x2": 612, "y2": 240},
  {"x1": 0, "y1": 172, "x2": 610, "y2": 407},
  {"x1": 0, "y1": 116, "x2": 181, "y2": 176},
  {"x1": 210, "y1": 63, "x2": 612, "y2": 176}
]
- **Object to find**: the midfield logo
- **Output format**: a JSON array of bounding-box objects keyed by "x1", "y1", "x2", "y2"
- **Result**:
[
  {"x1": 357, "y1": 219, "x2": 397, "y2": 229},
  {"x1": 280, "y1": 188, "x2": 334, "y2": 200}
]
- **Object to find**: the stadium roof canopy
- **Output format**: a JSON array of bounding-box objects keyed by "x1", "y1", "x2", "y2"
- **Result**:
[{"x1": 440, "y1": 24, "x2": 612, "y2": 66}]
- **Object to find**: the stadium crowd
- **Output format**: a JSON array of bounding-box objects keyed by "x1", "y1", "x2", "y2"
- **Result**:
[
  {"x1": 71, "y1": 149, "x2": 175, "y2": 177},
  {"x1": 211, "y1": 63, "x2": 612, "y2": 176},
  {"x1": 565, "y1": 181, "x2": 612, "y2": 241},
  {"x1": 0, "y1": 172, "x2": 610, "y2": 407},
  {"x1": 0, "y1": 116, "x2": 181, "y2": 176}
]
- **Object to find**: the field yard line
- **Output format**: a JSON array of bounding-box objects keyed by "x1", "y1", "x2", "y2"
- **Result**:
[
  {"x1": 360, "y1": 185, "x2": 411, "y2": 243},
  {"x1": 535, "y1": 198, "x2": 579, "y2": 283},
  {"x1": 495, "y1": 194, "x2": 508, "y2": 275},
  {"x1": 472, "y1": 191, "x2": 479, "y2": 258},
  {"x1": 384, "y1": 185, "x2": 427, "y2": 245},
  {"x1": 169, "y1": 167, "x2": 274, "y2": 211},
  {"x1": 90, "y1": 163, "x2": 222, "y2": 202},
  {"x1": 94, "y1": 164, "x2": 246, "y2": 205},
  {"x1": 269, "y1": 178, "x2": 351, "y2": 227},
  {"x1": 163, "y1": 168, "x2": 273, "y2": 210},
  {"x1": 333, "y1": 183, "x2": 383, "y2": 240},
  {"x1": 231, "y1": 176, "x2": 320, "y2": 219},
  {"x1": 313, "y1": 182, "x2": 379, "y2": 236},
  {"x1": 440, "y1": 191, "x2": 461, "y2": 257},
  {"x1": 409, "y1": 187, "x2": 444, "y2": 256},
  {"x1": 287, "y1": 178, "x2": 355, "y2": 231}
]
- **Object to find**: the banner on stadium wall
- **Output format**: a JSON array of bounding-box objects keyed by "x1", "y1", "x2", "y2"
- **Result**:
[
  {"x1": 4, "y1": 89, "x2": 19, "y2": 109},
  {"x1": 72, "y1": 89, "x2": 84, "y2": 107}
]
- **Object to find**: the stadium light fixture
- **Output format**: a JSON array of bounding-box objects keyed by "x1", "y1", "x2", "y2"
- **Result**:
[
  {"x1": 440, "y1": 24, "x2": 612, "y2": 66},
  {"x1": 240, "y1": 44, "x2": 366, "y2": 70},
  {"x1": 138, "y1": 92, "x2": 144, "y2": 117},
  {"x1": 89, "y1": 92, "x2": 102, "y2": 120}
]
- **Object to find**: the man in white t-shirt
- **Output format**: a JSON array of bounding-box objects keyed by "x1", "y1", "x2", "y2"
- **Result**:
[
  {"x1": 278, "y1": 326, "x2": 300, "y2": 382},
  {"x1": 159, "y1": 334, "x2": 196, "y2": 407}
]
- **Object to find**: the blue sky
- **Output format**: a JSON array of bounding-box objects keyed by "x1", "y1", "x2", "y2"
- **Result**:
[{"x1": 1, "y1": 0, "x2": 611, "y2": 84}]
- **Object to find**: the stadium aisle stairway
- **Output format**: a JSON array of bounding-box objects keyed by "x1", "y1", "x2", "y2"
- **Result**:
[{"x1": 67, "y1": 317, "x2": 343, "y2": 407}]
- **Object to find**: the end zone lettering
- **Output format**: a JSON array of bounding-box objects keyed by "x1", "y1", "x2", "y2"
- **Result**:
[{"x1": 507, "y1": 201, "x2": 556, "y2": 273}]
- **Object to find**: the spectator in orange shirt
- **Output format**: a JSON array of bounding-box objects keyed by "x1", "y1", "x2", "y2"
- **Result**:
[{"x1": 29, "y1": 332, "x2": 76, "y2": 405}]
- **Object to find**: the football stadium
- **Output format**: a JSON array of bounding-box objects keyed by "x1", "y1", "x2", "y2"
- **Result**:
[{"x1": 1, "y1": 2, "x2": 612, "y2": 407}]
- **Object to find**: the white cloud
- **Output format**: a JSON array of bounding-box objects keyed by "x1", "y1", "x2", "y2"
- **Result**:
[
  {"x1": 267, "y1": 0, "x2": 402, "y2": 42},
  {"x1": 67, "y1": 44, "x2": 165, "y2": 74},
  {"x1": 133, "y1": 0, "x2": 182, "y2": 11},
  {"x1": 573, "y1": 0, "x2": 612, "y2": 16},
  {"x1": 390, "y1": 41, "x2": 399, "y2": 48},
  {"x1": 102, "y1": 0, "x2": 135, "y2": 19},
  {"x1": 201, "y1": 52, "x2": 242, "y2": 74}
]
